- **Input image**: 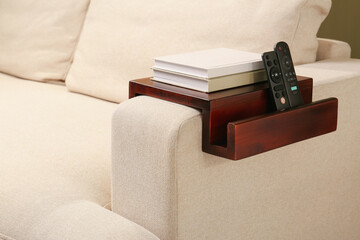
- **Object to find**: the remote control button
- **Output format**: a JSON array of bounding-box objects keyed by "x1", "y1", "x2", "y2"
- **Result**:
[
  {"x1": 274, "y1": 85, "x2": 284, "y2": 91},
  {"x1": 280, "y1": 97, "x2": 286, "y2": 104},
  {"x1": 275, "y1": 93, "x2": 280, "y2": 98},
  {"x1": 273, "y1": 59, "x2": 278, "y2": 65},
  {"x1": 293, "y1": 90, "x2": 298, "y2": 95},
  {"x1": 289, "y1": 72, "x2": 293, "y2": 76},
  {"x1": 267, "y1": 61, "x2": 272, "y2": 67},
  {"x1": 288, "y1": 77, "x2": 296, "y2": 82},
  {"x1": 270, "y1": 67, "x2": 281, "y2": 83},
  {"x1": 282, "y1": 56, "x2": 292, "y2": 69}
]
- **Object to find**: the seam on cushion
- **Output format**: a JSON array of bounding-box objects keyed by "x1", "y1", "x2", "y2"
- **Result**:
[
  {"x1": 173, "y1": 113, "x2": 201, "y2": 240},
  {"x1": 0, "y1": 232, "x2": 17, "y2": 240},
  {"x1": 63, "y1": 0, "x2": 91, "y2": 80},
  {"x1": 103, "y1": 201, "x2": 112, "y2": 210},
  {"x1": 290, "y1": 0, "x2": 309, "y2": 48}
]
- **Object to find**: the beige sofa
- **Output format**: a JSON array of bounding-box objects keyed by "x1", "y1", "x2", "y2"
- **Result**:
[{"x1": 1, "y1": 0, "x2": 359, "y2": 240}]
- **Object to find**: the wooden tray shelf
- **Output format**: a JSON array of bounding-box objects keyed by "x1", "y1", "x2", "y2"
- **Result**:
[{"x1": 129, "y1": 77, "x2": 338, "y2": 160}]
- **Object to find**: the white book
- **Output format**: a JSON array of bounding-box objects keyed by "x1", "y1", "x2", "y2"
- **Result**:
[
  {"x1": 152, "y1": 68, "x2": 266, "y2": 92},
  {"x1": 154, "y1": 48, "x2": 263, "y2": 79}
]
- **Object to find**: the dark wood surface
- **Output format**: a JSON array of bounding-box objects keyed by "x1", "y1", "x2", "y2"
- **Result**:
[
  {"x1": 129, "y1": 77, "x2": 338, "y2": 160},
  {"x1": 226, "y1": 98, "x2": 338, "y2": 160}
]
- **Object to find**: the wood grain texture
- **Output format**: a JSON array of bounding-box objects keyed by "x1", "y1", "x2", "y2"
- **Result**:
[
  {"x1": 227, "y1": 98, "x2": 338, "y2": 160},
  {"x1": 129, "y1": 77, "x2": 338, "y2": 160}
]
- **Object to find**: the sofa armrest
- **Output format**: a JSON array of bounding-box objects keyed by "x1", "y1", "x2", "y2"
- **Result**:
[
  {"x1": 112, "y1": 97, "x2": 200, "y2": 240},
  {"x1": 316, "y1": 38, "x2": 351, "y2": 61},
  {"x1": 112, "y1": 65, "x2": 360, "y2": 239}
]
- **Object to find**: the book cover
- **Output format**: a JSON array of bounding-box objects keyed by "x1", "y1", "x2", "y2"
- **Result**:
[
  {"x1": 154, "y1": 48, "x2": 263, "y2": 78},
  {"x1": 152, "y1": 68, "x2": 266, "y2": 92}
]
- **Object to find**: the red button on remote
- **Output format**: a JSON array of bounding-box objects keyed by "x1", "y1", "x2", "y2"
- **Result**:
[{"x1": 280, "y1": 97, "x2": 286, "y2": 104}]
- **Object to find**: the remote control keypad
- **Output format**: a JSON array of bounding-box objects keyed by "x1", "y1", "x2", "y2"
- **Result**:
[
  {"x1": 274, "y1": 42, "x2": 303, "y2": 107},
  {"x1": 262, "y1": 51, "x2": 290, "y2": 111}
]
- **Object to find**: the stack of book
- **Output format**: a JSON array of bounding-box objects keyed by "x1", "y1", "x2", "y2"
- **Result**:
[{"x1": 152, "y1": 48, "x2": 266, "y2": 92}]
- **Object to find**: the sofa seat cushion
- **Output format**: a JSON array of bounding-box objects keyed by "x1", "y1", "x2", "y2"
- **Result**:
[
  {"x1": 0, "y1": 73, "x2": 158, "y2": 240},
  {"x1": 66, "y1": 0, "x2": 331, "y2": 103}
]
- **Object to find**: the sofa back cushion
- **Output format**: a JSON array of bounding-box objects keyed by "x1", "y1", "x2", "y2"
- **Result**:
[
  {"x1": 0, "y1": 0, "x2": 89, "y2": 81},
  {"x1": 66, "y1": 0, "x2": 331, "y2": 103}
]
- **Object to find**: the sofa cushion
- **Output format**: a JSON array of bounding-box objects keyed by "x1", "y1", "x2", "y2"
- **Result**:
[
  {"x1": 66, "y1": 0, "x2": 331, "y2": 103},
  {"x1": 0, "y1": 0, "x2": 89, "y2": 81},
  {"x1": 0, "y1": 73, "x2": 158, "y2": 240},
  {"x1": 27, "y1": 202, "x2": 158, "y2": 240}
]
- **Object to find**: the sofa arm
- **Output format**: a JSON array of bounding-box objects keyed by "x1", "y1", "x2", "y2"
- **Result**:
[
  {"x1": 112, "y1": 70, "x2": 360, "y2": 239},
  {"x1": 112, "y1": 97, "x2": 200, "y2": 240},
  {"x1": 316, "y1": 38, "x2": 351, "y2": 61}
]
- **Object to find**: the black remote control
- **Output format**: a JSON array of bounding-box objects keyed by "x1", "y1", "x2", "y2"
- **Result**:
[
  {"x1": 262, "y1": 51, "x2": 290, "y2": 111},
  {"x1": 274, "y1": 41, "x2": 303, "y2": 107}
]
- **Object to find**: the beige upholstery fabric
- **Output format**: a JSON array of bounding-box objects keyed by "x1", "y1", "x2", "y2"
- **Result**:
[
  {"x1": 112, "y1": 59, "x2": 360, "y2": 240},
  {"x1": 28, "y1": 202, "x2": 158, "y2": 240},
  {"x1": 112, "y1": 98, "x2": 200, "y2": 240},
  {"x1": 67, "y1": 0, "x2": 331, "y2": 103},
  {"x1": 0, "y1": 73, "x2": 158, "y2": 240},
  {"x1": 0, "y1": 0, "x2": 89, "y2": 81},
  {"x1": 317, "y1": 38, "x2": 352, "y2": 61},
  {"x1": 297, "y1": 58, "x2": 360, "y2": 75},
  {"x1": 295, "y1": 58, "x2": 360, "y2": 86}
]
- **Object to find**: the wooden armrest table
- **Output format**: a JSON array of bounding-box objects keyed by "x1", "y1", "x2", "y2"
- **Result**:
[{"x1": 129, "y1": 77, "x2": 337, "y2": 160}]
